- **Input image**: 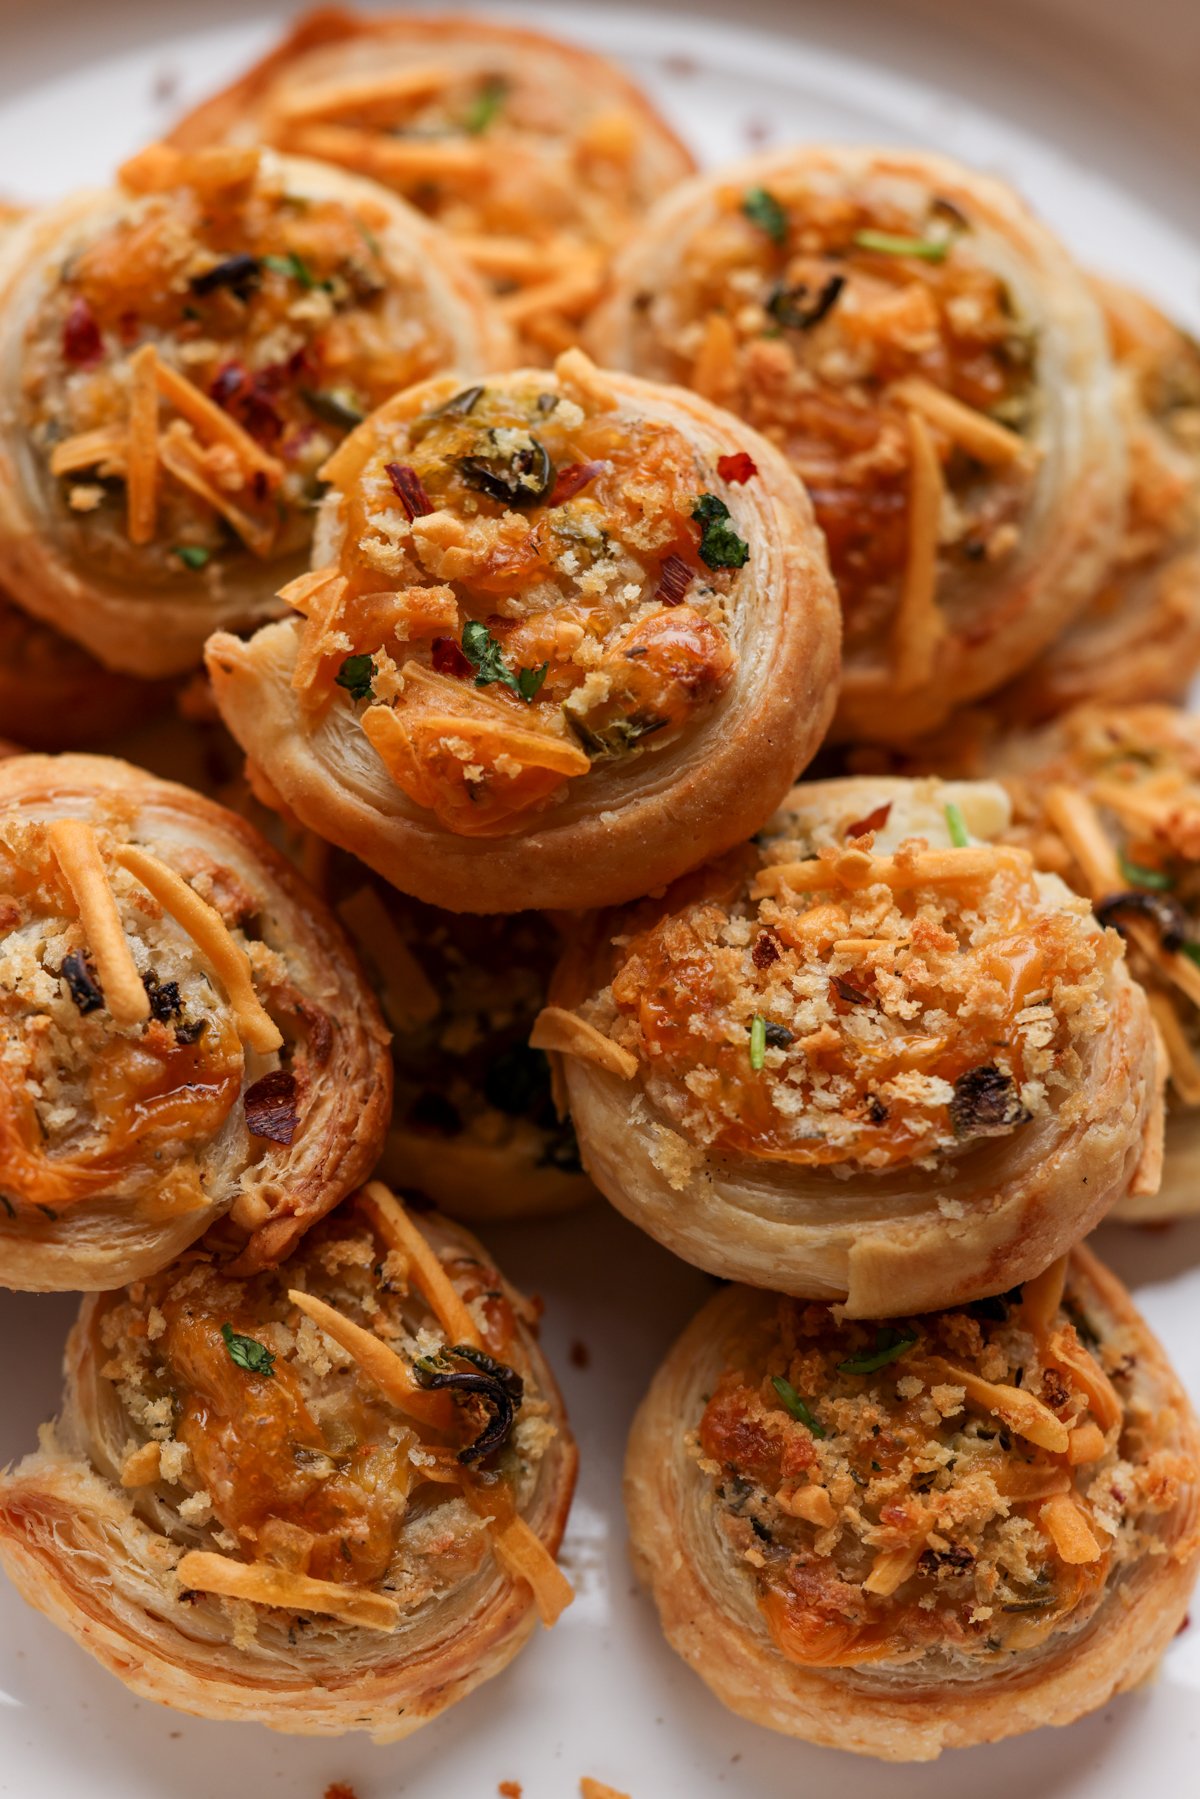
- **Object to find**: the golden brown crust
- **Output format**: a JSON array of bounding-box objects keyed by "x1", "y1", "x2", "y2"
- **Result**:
[
  {"x1": 591, "y1": 145, "x2": 1126, "y2": 742},
  {"x1": 625, "y1": 1248, "x2": 1200, "y2": 1760},
  {"x1": 0, "y1": 1201, "x2": 577, "y2": 1737},
  {"x1": 0, "y1": 752, "x2": 391, "y2": 1291},
  {"x1": 0, "y1": 149, "x2": 510, "y2": 679},
  {"x1": 206, "y1": 362, "x2": 841, "y2": 914},
  {"x1": 168, "y1": 8, "x2": 696, "y2": 359},
  {"x1": 546, "y1": 775, "x2": 1162, "y2": 1314}
]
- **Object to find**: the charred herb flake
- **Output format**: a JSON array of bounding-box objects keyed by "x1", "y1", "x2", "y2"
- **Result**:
[
  {"x1": 173, "y1": 544, "x2": 210, "y2": 570},
  {"x1": 742, "y1": 186, "x2": 788, "y2": 245},
  {"x1": 950, "y1": 1065, "x2": 1031, "y2": 1137},
  {"x1": 693, "y1": 493, "x2": 749, "y2": 569},
  {"x1": 189, "y1": 253, "x2": 262, "y2": 300},
  {"x1": 1095, "y1": 889, "x2": 1187, "y2": 954},
  {"x1": 61, "y1": 950, "x2": 104, "y2": 1015},
  {"x1": 766, "y1": 274, "x2": 845, "y2": 331},
  {"x1": 459, "y1": 434, "x2": 554, "y2": 508},
  {"x1": 336, "y1": 654, "x2": 376, "y2": 703},
  {"x1": 413, "y1": 1343, "x2": 524, "y2": 1463}
]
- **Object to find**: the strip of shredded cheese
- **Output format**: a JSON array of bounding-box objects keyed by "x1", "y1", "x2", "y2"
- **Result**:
[
  {"x1": 920, "y1": 1355, "x2": 1069, "y2": 1452},
  {"x1": 498, "y1": 256, "x2": 605, "y2": 327},
  {"x1": 289, "y1": 122, "x2": 486, "y2": 183},
  {"x1": 892, "y1": 376, "x2": 1031, "y2": 467},
  {"x1": 530, "y1": 1006, "x2": 638, "y2": 1081},
  {"x1": 891, "y1": 409, "x2": 945, "y2": 692},
  {"x1": 580, "y1": 1782, "x2": 631, "y2": 1799},
  {"x1": 174, "y1": 1549, "x2": 401, "y2": 1631},
  {"x1": 456, "y1": 233, "x2": 570, "y2": 282},
  {"x1": 125, "y1": 343, "x2": 160, "y2": 545},
  {"x1": 753, "y1": 844, "x2": 1031, "y2": 898},
  {"x1": 1042, "y1": 786, "x2": 1121, "y2": 895},
  {"x1": 467, "y1": 1500, "x2": 574, "y2": 1627},
  {"x1": 690, "y1": 311, "x2": 738, "y2": 404},
  {"x1": 1148, "y1": 991, "x2": 1200, "y2": 1104},
  {"x1": 1021, "y1": 1256, "x2": 1068, "y2": 1342},
  {"x1": 48, "y1": 425, "x2": 129, "y2": 478},
  {"x1": 336, "y1": 887, "x2": 440, "y2": 1033},
  {"x1": 1039, "y1": 1492, "x2": 1101, "y2": 1564},
  {"x1": 113, "y1": 845, "x2": 282, "y2": 1053},
  {"x1": 153, "y1": 358, "x2": 284, "y2": 482},
  {"x1": 269, "y1": 62, "x2": 455, "y2": 126},
  {"x1": 1045, "y1": 1329, "x2": 1122, "y2": 1433},
  {"x1": 47, "y1": 819, "x2": 150, "y2": 1027},
  {"x1": 1067, "y1": 1421, "x2": 1107, "y2": 1466},
  {"x1": 158, "y1": 427, "x2": 277, "y2": 559},
  {"x1": 288, "y1": 1288, "x2": 451, "y2": 1431},
  {"x1": 362, "y1": 1182, "x2": 482, "y2": 1347}
]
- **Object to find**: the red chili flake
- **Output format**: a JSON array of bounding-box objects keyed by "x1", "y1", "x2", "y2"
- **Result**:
[
  {"x1": 845, "y1": 801, "x2": 892, "y2": 840},
  {"x1": 547, "y1": 459, "x2": 606, "y2": 507},
  {"x1": 752, "y1": 934, "x2": 780, "y2": 969},
  {"x1": 244, "y1": 1069, "x2": 299, "y2": 1145},
  {"x1": 209, "y1": 362, "x2": 283, "y2": 446},
  {"x1": 386, "y1": 461, "x2": 433, "y2": 521},
  {"x1": 117, "y1": 310, "x2": 141, "y2": 346},
  {"x1": 432, "y1": 635, "x2": 472, "y2": 678},
  {"x1": 830, "y1": 974, "x2": 871, "y2": 1008},
  {"x1": 717, "y1": 451, "x2": 757, "y2": 484},
  {"x1": 62, "y1": 297, "x2": 103, "y2": 367},
  {"x1": 655, "y1": 553, "x2": 694, "y2": 607}
]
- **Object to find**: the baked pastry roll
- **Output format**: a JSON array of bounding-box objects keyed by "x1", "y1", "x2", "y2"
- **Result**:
[
  {"x1": 169, "y1": 7, "x2": 695, "y2": 360},
  {"x1": 987, "y1": 703, "x2": 1200, "y2": 1220},
  {"x1": 0, "y1": 140, "x2": 508, "y2": 678},
  {"x1": 206, "y1": 350, "x2": 841, "y2": 914},
  {"x1": 997, "y1": 281, "x2": 1200, "y2": 723},
  {"x1": 0, "y1": 1185, "x2": 576, "y2": 1736},
  {"x1": 536, "y1": 775, "x2": 1161, "y2": 1314},
  {"x1": 337, "y1": 881, "x2": 592, "y2": 1220},
  {"x1": 590, "y1": 146, "x2": 1125, "y2": 742},
  {"x1": 625, "y1": 1247, "x2": 1200, "y2": 1760},
  {"x1": 0, "y1": 588, "x2": 170, "y2": 750},
  {"x1": 0, "y1": 752, "x2": 390, "y2": 1292}
]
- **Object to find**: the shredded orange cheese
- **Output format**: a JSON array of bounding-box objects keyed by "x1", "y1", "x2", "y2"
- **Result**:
[
  {"x1": 269, "y1": 62, "x2": 455, "y2": 126},
  {"x1": 753, "y1": 844, "x2": 1032, "y2": 898},
  {"x1": 1148, "y1": 990, "x2": 1200, "y2": 1104},
  {"x1": 287, "y1": 1288, "x2": 450, "y2": 1431},
  {"x1": 113, "y1": 845, "x2": 282, "y2": 1053},
  {"x1": 921, "y1": 1355, "x2": 1069, "y2": 1453},
  {"x1": 336, "y1": 887, "x2": 440, "y2": 1032},
  {"x1": 530, "y1": 1006, "x2": 638, "y2": 1081},
  {"x1": 174, "y1": 1549, "x2": 401, "y2": 1631},
  {"x1": 47, "y1": 818, "x2": 150, "y2": 1027},
  {"x1": 1039, "y1": 1492, "x2": 1102, "y2": 1564},
  {"x1": 153, "y1": 357, "x2": 284, "y2": 484},
  {"x1": 891, "y1": 409, "x2": 945, "y2": 692},
  {"x1": 362, "y1": 1182, "x2": 482, "y2": 1347},
  {"x1": 48, "y1": 425, "x2": 129, "y2": 478},
  {"x1": 468, "y1": 1501, "x2": 574, "y2": 1627},
  {"x1": 287, "y1": 122, "x2": 485, "y2": 184},
  {"x1": 892, "y1": 376, "x2": 1031, "y2": 467},
  {"x1": 125, "y1": 343, "x2": 161, "y2": 545}
]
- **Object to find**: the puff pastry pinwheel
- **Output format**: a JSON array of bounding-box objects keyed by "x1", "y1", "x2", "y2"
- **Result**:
[
  {"x1": 988, "y1": 703, "x2": 1200, "y2": 1220},
  {"x1": 169, "y1": 7, "x2": 695, "y2": 360},
  {"x1": 625, "y1": 1247, "x2": 1200, "y2": 1761},
  {"x1": 0, "y1": 588, "x2": 169, "y2": 750},
  {"x1": 590, "y1": 145, "x2": 1126, "y2": 742},
  {"x1": 535, "y1": 775, "x2": 1161, "y2": 1314},
  {"x1": 0, "y1": 1185, "x2": 576, "y2": 1736},
  {"x1": 0, "y1": 752, "x2": 390, "y2": 1292},
  {"x1": 997, "y1": 281, "x2": 1200, "y2": 723},
  {"x1": 336, "y1": 879, "x2": 592, "y2": 1220},
  {"x1": 206, "y1": 350, "x2": 841, "y2": 914},
  {"x1": 0, "y1": 140, "x2": 508, "y2": 678}
]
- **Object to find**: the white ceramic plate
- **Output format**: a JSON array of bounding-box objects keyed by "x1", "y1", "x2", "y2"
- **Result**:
[{"x1": 2, "y1": 5, "x2": 1200, "y2": 1796}]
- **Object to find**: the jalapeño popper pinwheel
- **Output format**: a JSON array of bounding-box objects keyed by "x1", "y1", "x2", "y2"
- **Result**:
[
  {"x1": 590, "y1": 145, "x2": 1126, "y2": 742},
  {"x1": 625, "y1": 1248, "x2": 1200, "y2": 1760},
  {"x1": 0, "y1": 1186, "x2": 577, "y2": 1736},
  {"x1": 169, "y1": 6, "x2": 696, "y2": 359},
  {"x1": 990, "y1": 703, "x2": 1200, "y2": 1220},
  {"x1": 206, "y1": 350, "x2": 841, "y2": 914},
  {"x1": 534, "y1": 776, "x2": 1162, "y2": 1314},
  {"x1": 0, "y1": 141, "x2": 509, "y2": 677},
  {"x1": 0, "y1": 753, "x2": 390, "y2": 1292},
  {"x1": 997, "y1": 282, "x2": 1200, "y2": 722}
]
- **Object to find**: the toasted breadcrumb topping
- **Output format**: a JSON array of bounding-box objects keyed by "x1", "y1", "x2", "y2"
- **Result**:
[{"x1": 699, "y1": 1265, "x2": 1190, "y2": 1671}]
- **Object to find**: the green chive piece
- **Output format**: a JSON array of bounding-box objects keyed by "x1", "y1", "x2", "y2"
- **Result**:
[
  {"x1": 173, "y1": 544, "x2": 210, "y2": 571},
  {"x1": 837, "y1": 1328, "x2": 917, "y2": 1376},
  {"x1": 1117, "y1": 850, "x2": 1174, "y2": 891},
  {"x1": 462, "y1": 620, "x2": 546, "y2": 703},
  {"x1": 749, "y1": 1013, "x2": 767, "y2": 1071},
  {"x1": 742, "y1": 186, "x2": 788, "y2": 246},
  {"x1": 221, "y1": 1322, "x2": 276, "y2": 1378},
  {"x1": 772, "y1": 1375, "x2": 826, "y2": 1437},
  {"x1": 335, "y1": 653, "x2": 376, "y2": 703},
  {"x1": 944, "y1": 801, "x2": 970, "y2": 847},
  {"x1": 853, "y1": 229, "x2": 950, "y2": 262},
  {"x1": 262, "y1": 251, "x2": 328, "y2": 290},
  {"x1": 465, "y1": 75, "x2": 507, "y2": 134}
]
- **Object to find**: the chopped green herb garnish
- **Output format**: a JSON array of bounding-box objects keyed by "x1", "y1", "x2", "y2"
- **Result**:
[
  {"x1": 742, "y1": 186, "x2": 788, "y2": 245},
  {"x1": 1183, "y1": 942, "x2": 1200, "y2": 970},
  {"x1": 853, "y1": 229, "x2": 950, "y2": 262},
  {"x1": 837, "y1": 1328, "x2": 917, "y2": 1376},
  {"x1": 262, "y1": 251, "x2": 328, "y2": 290},
  {"x1": 173, "y1": 544, "x2": 210, "y2": 570},
  {"x1": 461, "y1": 620, "x2": 546, "y2": 703},
  {"x1": 771, "y1": 1375, "x2": 825, "y2": 1437},
  {"x1": 749, "y1": 1013, "x2": 767, "y2": 1071},
  {"x1": 335, "y1": 653, "x2": 376, "y2": 703},
  {"x1": 221, "y1": 1322, "x2": 276, "y2": 1378},
  {"x1": 465, "y1": 75, "x2": 507, "y2": 134},
  {"x1": 692, "y1": 492, "x2": 749, "y2": 569},
  {"x1": 302, "y1": 386, "x2": 365, "y2": 430},
  {"x1": 944, "y1": 801, "x2": 970, "y2": 847},
  {"x1": 1117, "y1": 850, "x2": 1174, "y2": 891}
]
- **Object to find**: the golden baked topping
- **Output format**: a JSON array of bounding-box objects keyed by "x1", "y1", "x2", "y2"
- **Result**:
[{"x1": 697, "y1": 1262, "x2": 1187, "y2": 1668}]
